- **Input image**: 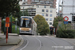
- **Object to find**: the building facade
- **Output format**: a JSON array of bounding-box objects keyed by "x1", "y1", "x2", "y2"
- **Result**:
[
  {"x1": 59, "y1": 0, "x2": 75, "y2": 29},
  {"x1": 20, "y1": 4, "x2": 56, "y2": 27},
  {"x1": 62, "y1": 0, "x2": 75, "y2": 22},
  {"x1": 19, "y1": 0, "x2": 56, "y2": 8}
]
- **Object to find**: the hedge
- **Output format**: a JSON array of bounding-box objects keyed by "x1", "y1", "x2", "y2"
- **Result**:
[
  {"x1": 56, "y1": 30, "x2": 75, "y2": 38},
  {"x1": 12, "y1": 23, "x2": 19, "y2": 34}
]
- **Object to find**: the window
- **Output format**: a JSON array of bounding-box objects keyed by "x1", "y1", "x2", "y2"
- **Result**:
[
  {"x1": 32, "y1": 0, "x2": 35, "y2": 2},
  {"x1": 45, "y1": 18, "x2": 48, "y2": 21},
  {"x1": 72, "y1": 16, "x2": 75, "y2": 21},
  {"x1": 50, "y1": 22, "x2": 52, "y2": 25},
  {"x1": 50, "y1": 18, "x2": 52, "y2": 21},
  {"x1": 20, "y1": 0, "x2": 22, "y2": 1},
  {"x1": 23, "y1": 3, "x2": 25, "y2": 5},
  {"x1": 46, "y1": 14, "x2": 48, "y2": 16},
  {"x1": 44, "y1": 6, "x2": 46, "y2": 8},
  {"x1": 50, "y1": 10, "x2": 52, "y2": 13},
  {"x1": 46, "y1": 10, "x2": 48, "y2": 12},
  {"x1": 50, "y1": 14, "x2": 52, "y2": 17},
  {"x1": 42, "y1": 9, "x2": 44, "y2": 12},
  {"x1": 42, "y1": 14, "x2": 44, "y2": 16},
  {"x1": 35, "y1": 0, "x2": 39, "y2": 2}
]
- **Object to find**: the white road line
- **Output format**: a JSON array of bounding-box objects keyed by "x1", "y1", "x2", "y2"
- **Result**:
[
  {"x1": 35, "y1": 37, "x2": 41, "y2": 50},
  {"x1": 20, "y1": 40, "x2": 29, "y2": 50},
  {"x1": 45, "y1": 36, "x2": 57, "y2": 50}
]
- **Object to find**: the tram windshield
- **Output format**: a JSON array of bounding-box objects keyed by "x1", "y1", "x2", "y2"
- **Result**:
[{"x1": 21, "y1": 18, "x2": 31, "y2": 28}]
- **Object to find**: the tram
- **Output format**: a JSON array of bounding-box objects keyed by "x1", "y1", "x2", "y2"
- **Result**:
[{"x1": 19, "y1": 16, "x2": 37, "y2": 35}]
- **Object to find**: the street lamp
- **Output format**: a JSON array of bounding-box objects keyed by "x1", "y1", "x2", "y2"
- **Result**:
[
  {"x1": 10, "y1": 13, "x2": 12, "y2": 33},
  {"x1": 15, "y1": 18, "x2": 18, "y2": 33},
  {"x1": 4, "y1": 13, "x2": 6, "y2": 35},
  {"x1": 23, "y1": 7, "x2": 24, "y2": 16}
]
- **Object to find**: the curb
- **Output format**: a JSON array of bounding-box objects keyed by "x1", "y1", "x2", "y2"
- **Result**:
[
  {"x1": 0, "y1": 39, "x2": 21, "y2": 46},
  {"x1": 8, "y1": 35, "x2": 25, "y2": 50}
]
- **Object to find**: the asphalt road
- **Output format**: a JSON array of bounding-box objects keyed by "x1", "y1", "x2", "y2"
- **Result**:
[
  {"x1": 0, "y1": 35, "x2": 74, "y2": 50},
  {"x1": 15, "y1": 35, "x2": 75, "y2": 50}
]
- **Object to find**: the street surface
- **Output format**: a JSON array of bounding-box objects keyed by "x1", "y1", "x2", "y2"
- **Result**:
[
  {"x1": 0, "y1": 35, "x2": 75, "y2": 50},
  {"x1": 16, "y1": 35, "x2": 75, "y2": 50}
]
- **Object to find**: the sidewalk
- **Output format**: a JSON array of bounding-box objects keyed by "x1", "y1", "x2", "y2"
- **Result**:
[{"x1": 0, "y1": 33, "x2": 21, "y2": 46}]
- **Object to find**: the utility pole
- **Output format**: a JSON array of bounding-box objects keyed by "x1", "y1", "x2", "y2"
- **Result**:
[{"x1": 23, "y1": 7, "x2": 24, "y2": 16}]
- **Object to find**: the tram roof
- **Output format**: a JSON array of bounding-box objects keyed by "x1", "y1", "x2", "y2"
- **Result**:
[{"x1": 21, "y1": 16, "x2": 32, "y2": 18}]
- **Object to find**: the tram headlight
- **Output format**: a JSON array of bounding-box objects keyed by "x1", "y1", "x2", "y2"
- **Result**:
[
  {"x1": 29, "y1": 28, "x2": 31, "y2": 30},
  {"x1": 20, "y1": 28, "x2": 21, "y2": 30}
]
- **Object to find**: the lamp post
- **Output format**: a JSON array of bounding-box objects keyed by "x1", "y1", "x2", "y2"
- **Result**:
[
  {"x1": 15, "y1": 18, "x2": 18, "y2": 33},
  {"x1": 4, "y1": 13, "x2": 6, "y2": 35},
  {"x1": 10, "y1": 13, "x2": 12, "y2": 33},
  {"x1": 23, "y1": 7, "x2": 24, "y2": 16}
]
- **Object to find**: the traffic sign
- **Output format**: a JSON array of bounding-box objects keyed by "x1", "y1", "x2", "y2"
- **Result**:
[
  {"x1": 6, "y1": 17, "x2": 10, "y2": 23},
  {"x1": 5, "y1": 17, "x2": 10, "y2": 43},
  {"x1": 64, "y1": 21, "x2": 68, "y2": 24},
  {"x1": 64, "y1": 16, "x2": 69, "y2": 21},
  {"x1": 5, "y1": 23, "x2": 10, "y2": 27}
]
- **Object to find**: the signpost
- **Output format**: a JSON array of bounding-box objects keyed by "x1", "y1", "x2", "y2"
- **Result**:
[
  {"x1": 0, "y1": 17, "x2": 1, "y2": 33},
  {"x1": 5, "y1": 17, "x2": 10, "y2": 43},
  {"x1": 64, "y1": 16, "x2": 69, "y2": 24}
]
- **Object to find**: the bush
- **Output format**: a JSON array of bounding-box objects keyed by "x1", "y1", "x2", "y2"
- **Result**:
[
  {"x1": 34, "y1": 15, "x2": 50, "y2": 35},
  {"x1": 56, "y1": 30, "x2": 75, "y2": 38},
  {"x1": 12, "y1": 24, "x2": 19, "y2": 34}
]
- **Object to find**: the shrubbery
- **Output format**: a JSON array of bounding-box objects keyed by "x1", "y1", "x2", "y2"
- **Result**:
[
  {"x1": 12, "y1": 24, "x2": 19, "y2": 34},
  {"x1": 34, "y1": 15, "x2": 50, "y2": 35},
  {"x1": 56, "y1": 30, "x2": 75, "y2": 38}
]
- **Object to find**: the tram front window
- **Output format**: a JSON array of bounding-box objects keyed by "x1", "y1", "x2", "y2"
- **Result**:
[{"x1": 21, "y1": 18, "x2": 31, "y2": 28}]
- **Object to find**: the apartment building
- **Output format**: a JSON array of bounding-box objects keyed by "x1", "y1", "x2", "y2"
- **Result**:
[
  {"x1": 20, "y1": 4, "x2": 56, "y2": 27},
  {"x1": 59, "y1": 0, "x2": 75, "y2": 29},
  {"x1": 19, "y1": 0, "x2": 56, "y2": 8},
  {"x1": 61, "y1": 0, "x2": 75, "y2": 22}
]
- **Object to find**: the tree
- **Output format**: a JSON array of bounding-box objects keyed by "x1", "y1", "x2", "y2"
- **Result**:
[
  {"x1": 21, "y1": 9, "x2": 29, "y2": 16},
  {"x1": 34, "y1": 15, "x2": 50, "y2": 35},
  {"x1": 53, "y1": 17, "x2": 63, "y2": 28},
  {"x1": 0, "y1": 0, "x2": 20, "y2": 18}
]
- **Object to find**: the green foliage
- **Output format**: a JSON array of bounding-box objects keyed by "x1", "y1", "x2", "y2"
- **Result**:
[
  {"x1": 0, "y1": 37, "x2": 1, "y2": 39},
  {"x1": 56, "y1": 22, "x2": 74, "y2": 38},
  {"x1": 0, "y1": 0, "x2": 20, "y2": 18},
  {"x1": 9, "y1": 16, "x2": 15, "y2": 22},
  {"x1": 53, "y1": 17, "x2": 64, "y2": 28},
  {"x1": 34, "y1": 15, "x2": 50, "y2": 35},
  {"x1": 56, "y1": 30, "x2": 75, "y2": 38},
  {"x1": 59, "y1": 22, "x2": 71, "y2": 30},
  {"x1": 12, "y1": 24, "x2": 19, "y2": 34},
  {"x1": 21, "y1": 9, "x2": 29, "y2": 16}
]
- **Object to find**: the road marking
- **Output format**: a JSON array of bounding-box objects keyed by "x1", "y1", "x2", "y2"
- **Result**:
[
  {"x1": 20, "y1": 38, "x2": 29, "y2": 50},
  {"x1": 35, "y1": 37, "x2": 42, "y2": 50},
  {"x1": 45, "y1": 36, "x2": 57, "y2": 50}
]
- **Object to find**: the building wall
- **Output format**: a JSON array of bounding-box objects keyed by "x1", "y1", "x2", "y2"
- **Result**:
[
  {"x1": 19, "y1": 0, "x2": 57, "y2": 8},
  {"x1": 20, "y1": 4, "x2": 56, "y2": 27},
  {"x1": 36, "y1": 5, "x2": 56, "y2": 27},
  {"x1": 62, "y1": 0, "x2": 75, "y2": 22}
]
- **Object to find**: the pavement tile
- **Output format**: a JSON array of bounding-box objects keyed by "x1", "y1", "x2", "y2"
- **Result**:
[{"x1": 0, "y1": 33, "x2": 21, "y2": 46}]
